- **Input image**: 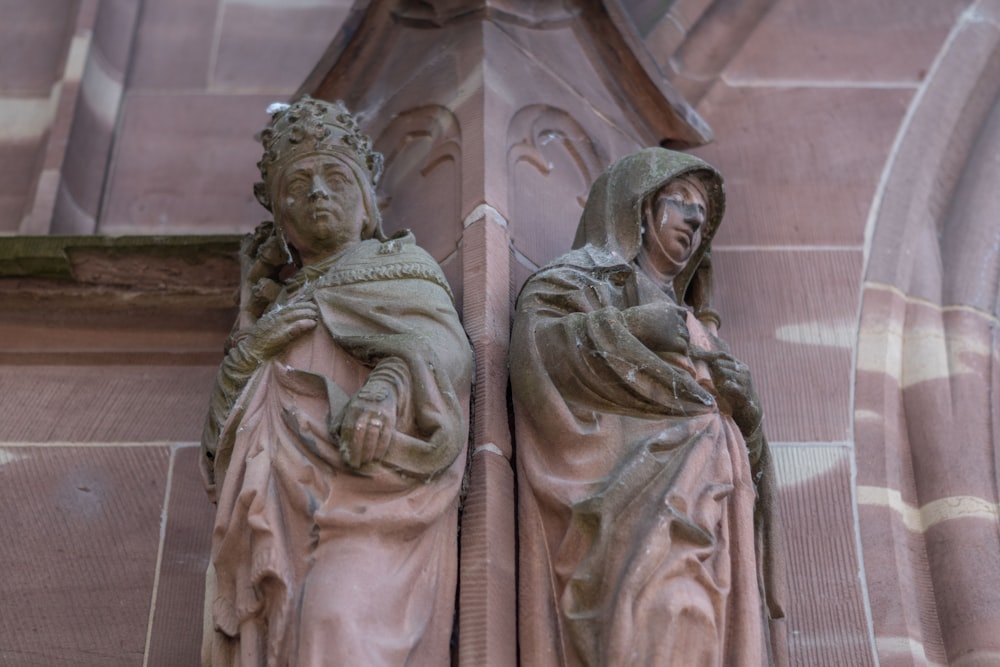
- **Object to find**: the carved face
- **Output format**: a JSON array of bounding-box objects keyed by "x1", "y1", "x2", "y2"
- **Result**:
[
  {"x1": 272, "y1": 154, "x2": 368, "y2": 265},
  {"x1": 639, "y1": 175, "x2": 707, "y2": 279}
]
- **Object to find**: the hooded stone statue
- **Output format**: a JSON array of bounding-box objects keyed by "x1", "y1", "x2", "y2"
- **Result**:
[
  {"x1": 200, "y1": 97, "x2": 472, "y2": 666},
  {"x1": 511, "y1": 148, "x2": 787, "y2": 666}
]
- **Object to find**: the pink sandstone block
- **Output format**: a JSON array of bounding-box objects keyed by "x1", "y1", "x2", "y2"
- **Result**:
[
  {"x1": 923, "y1": 517, "x2": 1000, "y2": 661},
  {"x1": 857, "y1": 503, "x2": 948, "y2": 665},
  {"x1": 711, "y1": 248, "x2": 862, "y2": 442},
  {"x1": 0, "y1": 141, "x2": 45, "y2": 233},
  {"x1": 726, "y1": 0, "x2": 971, "y2": 82},
  {"x1": 146, "y1": 446, "x2": 217, "y2": 666},
  {"x1": 458, "y1": 451, "x2": 517, "y2": 667},
  {"x1": 773, "y1": 445, "x2": 876, "y2": 666},
  {"x1": 212, "y1": 3, "x2": 350, "y2": 92},
  {"x1": 128, "y1": 0, "x2": 218, "y2": 91},
  {"x1": 692, "y1": 84, "x2": 911, "y2": 247},
  {"x1": 0, "y1": 445, "x2": 169, "y2": 666},
  {"x1": 101, "y1": 93, "x2": 276, "y2": 234},
  {"x1": 0, "y1": 0, "x2": 78, "y2": 93},
  {"x1": 0, "y1": 365, "x2": 218, "y2": 442},
  {"x1": 91, "y1": 0, "x2": 142, "y2": 77}
]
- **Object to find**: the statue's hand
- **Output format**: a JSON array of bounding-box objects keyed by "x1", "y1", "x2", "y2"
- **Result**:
[
  {"x1": 621, "y1": 302, "x2": 690, "y2": 356},
  {"x1": 243, "y1": 301, "x2": 318, "y2": 360},
  {"x1": 339, "y1": 379, "x2": 398, "y2": 470},
  {"x1": 697, "y1": 350, "x2": 763, "y2": 435}
]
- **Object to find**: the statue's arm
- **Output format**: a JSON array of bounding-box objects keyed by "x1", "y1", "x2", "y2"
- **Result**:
[
  {"x1": 516, "y1": 268, "x2": 714, "y2": 417},
  {"x1": 199, "y1": 341, "x2": 260, "y2": 498},
  {"x1": 336, "y1": 355, "x2": 410, "y2": 470},
  {"x1": 200, "y1": 301, "x2": 319, "y2": 496},
  {"x1": 324, "y1": 276, "x2": 472, "y2": 479},
  {"x1": 692, "y1": 348, "x2": 765, "y2": 467},
  {"x1": 333, "y1": 341, "x2": 470, "y2": 478}
]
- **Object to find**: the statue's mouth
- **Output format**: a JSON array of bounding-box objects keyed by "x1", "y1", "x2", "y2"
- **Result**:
[{"x1": 310, "y1": 205, "x2": 337, "y2": 219}]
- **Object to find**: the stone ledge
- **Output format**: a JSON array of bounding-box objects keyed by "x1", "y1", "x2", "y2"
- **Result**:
[
  {"x1": 0, "y1": 233, "x2": 241, "y2": 283},
  {"x1": 0, "y1": 234, "x2": 241, "y2": 309},
  {"x1": 0, "y1": 235, "x2": 242, "y2": 362}
]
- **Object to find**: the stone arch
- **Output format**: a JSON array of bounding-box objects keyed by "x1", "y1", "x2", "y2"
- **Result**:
[{"x1": 854, "y1": 3, "x2": 1000, "y2": 664}]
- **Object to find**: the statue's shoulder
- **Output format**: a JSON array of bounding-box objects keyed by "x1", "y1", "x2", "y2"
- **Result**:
[
  {"x1": 532, "y1": 245, "x2": 631, "y2": 287},
  {"x1": 320, "y1": 234, "x2": 454, "y2": 300},
  {"x1": 374, "y1": 231, "x2": 437, "y2": 265},
  {"x1": 334, "y1": 234, "x2": 431, "y2": 267},
  {"x1": 516, "y1": 245, "x2": 632, "y2": 310}
]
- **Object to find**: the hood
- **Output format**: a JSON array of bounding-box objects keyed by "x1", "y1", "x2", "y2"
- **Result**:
[{"x1": 572, "y1": 147, "x2": 725, "y2": 302}]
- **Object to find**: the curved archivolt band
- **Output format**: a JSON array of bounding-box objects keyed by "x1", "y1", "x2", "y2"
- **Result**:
[{"x1": 854, "y1": 2, "x2": 1000, "y2": 664}]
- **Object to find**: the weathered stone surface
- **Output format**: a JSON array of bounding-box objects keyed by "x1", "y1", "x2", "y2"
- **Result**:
[
  {"x1": 0, "y1": 366, "x2": 218, "y2": 442},
  {"x1": 774, "y1": 445, "x2": 877, "y2": 667},
  {"x1": 712, "y1": 248, "x2": 862, "y2": 442},
  {"x1": 458, "y1": 450, "x2": 517, "y2": 667},
  {"x1": 725, "y1": 0, "x2": 970, "y2": 82},
  {"x1": 854, "y1": 4, "x2": 1000, "y2": 663},
  {"x1": 0, "y1": 445, "x2": 169, "y2": 666},
  {"x1": 212, "y1": 2, "x2": 350, "y2": 92},
  {"x1": 301, "y1": 7, "x2": 715, "y2": 664},
  {"x1": 5, "y1": 0, "x2": 1000, "y2": 664},
  {"x1": 462, "y1": 207, "x2": 512, "y2": 455},
  {"x1": 201, "y1": 97, "x2": 472, "y2": 665},
  {"x1": 0, "y1": 0, "x2": 80, "y2": 94},
  {"x1": 0, "y1": 141, "x2": 45, "y2": 233},
  {"x1": 146, "y1": 446, "x2": 217, "y2": 666},
  {"x1": 857, "y1": 502, "x2": 946, "y2": 667},
  {"x1": 661, "y1": 0, "x2": 779, "y2": 104},
  {"x1": 128, "y1": 0, "x2": 219, "y2": 91},
  {"x1": 102, "y1": 94, "x2": 274, "y2": 234},
  {"x1": 91, "y1": 0, "x2": 142, "y2": 76},
  {"x1": 52, "y1": 0, "x2": 138, "y2": 235},
  {"x1": 692, "y1": 84, "x2": 910, "y2": 247},
  {"x1": 374, "y1": 105, "x2": 463, "y2": 262}
]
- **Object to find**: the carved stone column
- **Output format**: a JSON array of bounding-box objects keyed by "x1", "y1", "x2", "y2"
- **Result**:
[{"x1": 296, "y1": 1, "x2": 710, "y2": 662}]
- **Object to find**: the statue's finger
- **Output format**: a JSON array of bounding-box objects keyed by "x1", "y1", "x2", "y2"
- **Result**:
[
  {"x1": 688, "y1": 349, "x2": 727, "y2": 362},
  {"x1": 351, "y1": 419, "x2": 373, "y2": 468},
  {"x1": 289, "y1": 319, "x2": 317, "y2": 337},
  {"x1": 673, "y1": 372, "x2": 714, "y2": 405},
  {"x1": 364, "y1": 415, "x2": 385, "y2": 463},
  {"x1": 281, "y1": 302, "x2": 318, "y2": 320},
  {"x1": 374, "y1": 418, "x2": 393, "y2": 461},
  {"x1": 338, "y1": 420, "x2": 356, "y2": 467}
]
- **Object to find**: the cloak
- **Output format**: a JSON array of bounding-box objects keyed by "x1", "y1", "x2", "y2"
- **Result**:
[
  {"x1": 511, "y1": 149, "x2": 787, "y2": 667},
  {"x1": 202, "y1": 235, "x2": 472, "y2": 666}
]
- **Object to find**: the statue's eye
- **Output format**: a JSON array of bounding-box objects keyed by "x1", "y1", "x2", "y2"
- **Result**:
[
  {"x1": 324, "y1": 166, "x2": 350, "y2": 184},
  {"x1": 658, "y1": 194, "x2": 686, "y2": 212},
  {"x1": 286, "y1": 177, "x2": 309, "y2": 198}
]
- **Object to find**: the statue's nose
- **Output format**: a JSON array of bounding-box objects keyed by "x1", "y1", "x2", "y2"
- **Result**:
[
  {"x1": 309, "y1": 175, "x2": 331, "y2": 199},
  {"x1": 683, "y1": 202, "x2": 705, "y2": 229}
]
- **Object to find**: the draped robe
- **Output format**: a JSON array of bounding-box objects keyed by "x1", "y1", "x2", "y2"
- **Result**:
[
  {"x1": 201, "y1": 235, "x2": 472, "y2": 666},
  {"x1": 512, "y1": 243, "x2": 785, "y2": 665},
  {"x1": 511, "y1": 148, "x2": 786, "y2": 666}
]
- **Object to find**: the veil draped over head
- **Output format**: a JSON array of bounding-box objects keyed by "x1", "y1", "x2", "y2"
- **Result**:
[
  {"x1": 573, "y1": 148, "x2": 724, "y2": 298},
  {"x1": 512, "y1": 147, "x2": 787, "y2": 667}
]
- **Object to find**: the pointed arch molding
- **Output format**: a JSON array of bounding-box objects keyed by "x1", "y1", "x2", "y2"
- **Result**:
[
  {"x1": 855, "y1": 3, "x2": 1000, "y2": 665},
  {"x1": 506, "y1": 104, "x2": 606, "y2": 273},
  {"x1": 373, "y1": 105, "x2": 462, "y2": 260}
]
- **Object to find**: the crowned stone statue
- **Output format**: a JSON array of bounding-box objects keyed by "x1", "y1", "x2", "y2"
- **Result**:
[{"x1": 200, "y1": 96, "x2": 473, "y2": 666}]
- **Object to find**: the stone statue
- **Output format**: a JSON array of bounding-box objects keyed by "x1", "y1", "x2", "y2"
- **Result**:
[
  {"x1": 511, "y1": 148, "x2": 787, "y2": 666},
  {"x1": 199, "y1": 96, "x2": 473, "y2": 665}
]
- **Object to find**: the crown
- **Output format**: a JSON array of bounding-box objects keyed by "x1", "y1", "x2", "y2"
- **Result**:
[{"x1": 254, "y1": 96, "x2": 384, "y2": 209}]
